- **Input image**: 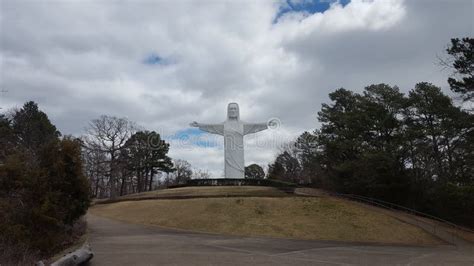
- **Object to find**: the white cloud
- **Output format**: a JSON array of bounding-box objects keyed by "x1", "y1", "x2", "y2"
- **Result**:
[
  {"x1": 276, "y1": 0, "x2": 406, "y2": 34},
  {"x1": 1, "y1": 0, "x2": 472, "y2": 176}
]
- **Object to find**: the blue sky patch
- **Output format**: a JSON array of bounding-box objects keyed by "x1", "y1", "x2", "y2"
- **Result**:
[
  {"x1": 173, "y1": 128, "x2": 203, "y2": 139},
  {"x1": 143, "y1": 53, "x2": 167, "y2": 65},
  {"x1": 274, "y1": 0, "x2": 350, "y2": 23},
  {"x1": 168, "y1": 128, "x2": 220, "y2": 148}
]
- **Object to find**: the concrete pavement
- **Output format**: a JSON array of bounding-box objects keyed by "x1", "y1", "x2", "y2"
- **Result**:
[{"x1": 87, "y1": 214, "x2": 474, "y2": 265}]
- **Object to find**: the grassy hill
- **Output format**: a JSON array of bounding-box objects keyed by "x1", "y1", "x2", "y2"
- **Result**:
[{"x1": 90, "y1": 187, "x2": 443, "y2": 245}]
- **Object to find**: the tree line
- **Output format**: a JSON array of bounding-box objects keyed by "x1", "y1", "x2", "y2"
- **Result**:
[
  {"x1": 82, "y1": 115, "x2": 209, "y2": 198},
  {"x1": 0, "y1": 102, "x2": 201, "y2": 262},
  {"x1": 268, "y1": 38, "x2": 473, "y2": 227},
  {"x1": 83, "y1": 116, "x2": 170, "y2": 198},
  {"x1": 0, "y1": 102, "x2": 90, "y2": 263}
]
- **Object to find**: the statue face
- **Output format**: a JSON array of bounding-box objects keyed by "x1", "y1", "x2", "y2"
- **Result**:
[{"x1": 227, "y1": 103, "x2": 239, "y2": 119}]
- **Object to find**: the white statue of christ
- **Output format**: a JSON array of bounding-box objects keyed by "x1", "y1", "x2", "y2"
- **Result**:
[{"x1": 190, "y1": 102, "x2": 275, "y2": 179}]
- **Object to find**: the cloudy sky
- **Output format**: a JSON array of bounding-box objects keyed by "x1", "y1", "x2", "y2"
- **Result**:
[{"x1": 0, "y1": 0, "x2": 472, "y2": 176}]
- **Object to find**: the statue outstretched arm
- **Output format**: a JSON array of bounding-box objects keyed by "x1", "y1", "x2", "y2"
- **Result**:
[
  {"x1": 190, "y1": 121, "x2": 224, "y2": 135},
  {"x1": 243, "y1": 122, "x2": 268, "y2": 135},
  {"x1": 244, "y1": 119, "x2": 278, "y2": 135}
]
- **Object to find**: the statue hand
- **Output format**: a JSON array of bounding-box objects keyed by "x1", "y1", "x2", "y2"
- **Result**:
[{"x1": 189, "y1": 121, "x2": 199, "y2": 127}]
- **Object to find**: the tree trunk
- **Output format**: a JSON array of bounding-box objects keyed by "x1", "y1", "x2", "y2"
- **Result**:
[
  {"x1": 148, "y1": 170, "x2": 153, "y2": 191},
  {"x1": 120, "y1": 175, "x2": 126, "y2": 196},
  {"x1": 137, "y1": 169, "x2": 142, "y2": 193},
  {"x1": 94, "y1": 170, "x2": 100, "y2": 198}
]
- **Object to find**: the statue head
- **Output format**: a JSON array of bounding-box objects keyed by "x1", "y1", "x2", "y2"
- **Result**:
[{"x1": 227, "y1": 102, "x2": 239, "y2": 120}]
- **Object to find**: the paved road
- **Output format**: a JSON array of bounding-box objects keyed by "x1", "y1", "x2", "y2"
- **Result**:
[{"x1": 87, "y1": 214, "x2": 473, "y2": 265}]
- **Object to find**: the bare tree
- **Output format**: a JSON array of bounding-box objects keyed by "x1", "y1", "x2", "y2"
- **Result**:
[
  {"x1": 82, "y1": 146, "x2": 108, "y2": 198},
  {"x1": 172, "y1": 159, "x2": 193, "y2": 185},
  {"x1": 192, "y1": 168, "x2": 211, "y2": 179},
  {"x1": 83, "y1": 115, "x2": 137, "y2": 199}
]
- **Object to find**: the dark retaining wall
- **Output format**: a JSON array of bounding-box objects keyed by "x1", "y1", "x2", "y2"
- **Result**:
[{"x1": 169, "y1": 178, "x2": 298, "y2": 188}]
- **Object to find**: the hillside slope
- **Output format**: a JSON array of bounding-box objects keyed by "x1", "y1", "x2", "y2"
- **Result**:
[{"x1": 90, "y1": 195, "x2": 442, "y2": 245}]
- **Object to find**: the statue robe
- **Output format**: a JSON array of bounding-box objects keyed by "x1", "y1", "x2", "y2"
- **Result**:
[{"x1": 196, "y1": 120, "x2": 267, "y2": 179}]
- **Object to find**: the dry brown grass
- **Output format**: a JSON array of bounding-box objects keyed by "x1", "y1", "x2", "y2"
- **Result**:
[
  {"x1": 90, "y1": 196, "x2": 442, "y2": 245},
  {"x1": 121, "y1": 186, "x2": 288, "y2": 198}
]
